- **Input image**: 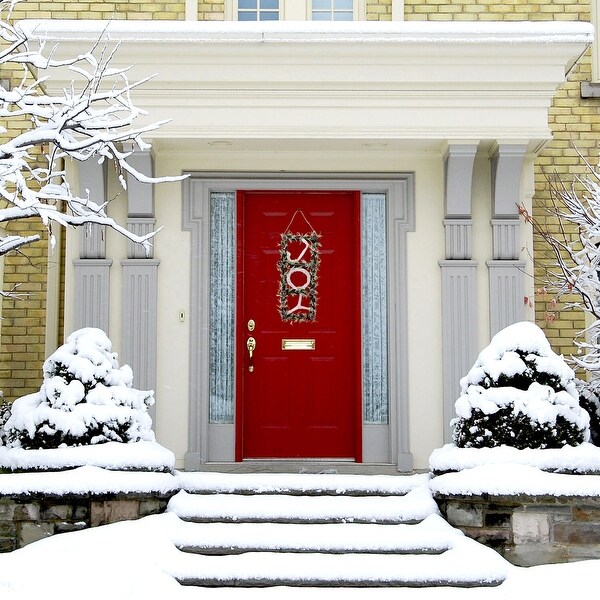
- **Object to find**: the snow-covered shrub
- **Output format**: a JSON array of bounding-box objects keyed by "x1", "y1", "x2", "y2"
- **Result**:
[
  {"x1": 577, "y1": 382, "x2": 600, "y2": 446},
  {"x1": 4, "y1": 328, "x2": 155, "y2": 449},
  {"x1": 452, "y1": 322, "x2": 590, "y2": 449},
  {"x1": 0, "y1": 394, "x2": 10, "y2": 446}
]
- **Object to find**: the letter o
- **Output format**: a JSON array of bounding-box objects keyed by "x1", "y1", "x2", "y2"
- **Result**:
[{"x1": 286, "y1": 267, "x2": 311, "y2": 291}]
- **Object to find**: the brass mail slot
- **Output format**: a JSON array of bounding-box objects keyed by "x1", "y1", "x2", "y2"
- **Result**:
[{"x1": 282, "y1": 339, "x2": 316, "y2": 351}]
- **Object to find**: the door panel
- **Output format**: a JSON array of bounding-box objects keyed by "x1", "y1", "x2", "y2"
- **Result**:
[{"x1": 236, "y1": 190, "x2": 362, "y2": 460}]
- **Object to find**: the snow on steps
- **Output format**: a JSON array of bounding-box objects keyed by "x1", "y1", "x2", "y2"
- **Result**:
[
  {"x1": 164, "y1": 472, "x2": 509, "y2": 588},
  {"x1": 168, "y1": 486, "x2": 436, "y2": 524}
]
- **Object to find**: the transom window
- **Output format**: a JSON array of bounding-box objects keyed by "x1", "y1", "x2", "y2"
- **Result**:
[
  {"x1": 238, "y1": 0, "x2": 279, "y2": 21},
  {"x1": 312, "y1": 0, "x2": 353, "y2": 21}
]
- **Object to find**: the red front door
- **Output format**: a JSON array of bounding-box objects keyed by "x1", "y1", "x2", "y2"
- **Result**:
[{"x1": 236, "y1": 190, "x2": 362, "y2": 460}]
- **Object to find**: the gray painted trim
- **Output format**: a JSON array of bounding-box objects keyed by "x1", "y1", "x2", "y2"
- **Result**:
[
  {"x1": 126, "y1": 218, "x2": 156, "y2": 259},
  {"x1": 491, "y1": 144, "x2": 527, "y2": 219},
  {"x1": 77, "y1": 160, "x2": 107, "y2": 259},
  {"x1": 487, "y1": 260, "x2": 526, "y2": 336},
  {"x1": 124, "y1": 150, "x2": 155, "y2": 217},
  {"x1": 444, "y1": 219, "x2": 472, "y2": 260},
  {"x1": 491, "y1": 219, "x2": 520, "y2": 261},
  {"x1": 439, "y1": 260, "x2": 479, "y2": 444},
  {"x1": 444, "y1": 144, "x2": 478, "y2": 220},
  {"x1": 72, "y1": 259, "x2": 112, "y2": 333},
  {"x1": 121, "y1": 259, "x2": 160, "y2": 424},
  {"x1": 182, "y1": 174, "x2": 415, "y2": 471},
  {"x1": 182, "y1": 178, "x2": 211, "y2": 468}
]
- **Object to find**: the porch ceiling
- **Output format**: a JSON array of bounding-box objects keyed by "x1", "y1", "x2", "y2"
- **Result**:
[{"x1": 20, "y1": 20, "x2": 593, "y2": 153}]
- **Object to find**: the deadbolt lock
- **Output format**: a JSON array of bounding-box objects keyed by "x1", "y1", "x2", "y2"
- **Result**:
[{"x1": 247, "y1": 319, "x2": 255, "y2": 332}]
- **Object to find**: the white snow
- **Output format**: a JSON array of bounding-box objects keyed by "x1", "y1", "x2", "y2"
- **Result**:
[
  {"x1": 0, "y1": 465, "x2": 178, "y2": 496},
  {"x1": 429, "y1": 442, "x2": 600, "y2": 474},
  {"x1": 18, "y1": 19, "x2": 594, "y2": 45},
  {"x1": 430, "y1": 463, "x2": 600, "y2": 497},
  {"x1": 0, "y1": 489, "x2": 595, "y2": 598},
  {"x1": 169, "y1": 514, "x2": 453, "y2": 554},
  {"x1": 175, "y1": 470, "x2": 429, "y2": 495},
  {"x1": 0, "y1": 440, "x2": 175, "y2": 472},
  {"x1": 167, "y1": 485, "x2": 438, "y2": 524}
]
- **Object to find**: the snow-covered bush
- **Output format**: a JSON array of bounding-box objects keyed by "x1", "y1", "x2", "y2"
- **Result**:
[
  {"x1": 3, "y1": 328, "x2": 155, "y2": 449},
  {"x1": 452, "y1": 322, "x2": 590, "y2": 449},
  {"x1": 577, "y1": 382, "x2": 600, "y2": 446},
  {"x1": 0, "y1": 394, "x2": 10, "y2": 446}
]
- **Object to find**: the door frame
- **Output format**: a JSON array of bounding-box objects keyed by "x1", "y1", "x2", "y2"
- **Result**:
[
  {"x1": 235, "y1": 189, "x2": 363, "y2": 461},
  {"x1": 182, "y1": 173, "x2": 415, "y2": 471}
]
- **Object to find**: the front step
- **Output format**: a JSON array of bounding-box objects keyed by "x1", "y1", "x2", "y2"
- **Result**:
[
  {"x1": 165, "y1": 473, "x2": 509, "y2": 588},
  {"x1": 168, "y1": 485, "x2": 437, "y2": 524},
  {"x1": 169, "y1": 544, "x2": 507, "y2": 588},
  {"x1": 172, "y1": 515, "x2": 452, "y2": 555},
  {"x1": 176, "y1": 471, "x2": 430, "y2": 496}
]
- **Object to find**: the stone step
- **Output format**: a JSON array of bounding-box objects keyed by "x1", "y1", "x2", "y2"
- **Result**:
[
  {"x1": 176, "y1": 471, "x2": 429, "y2": 496},
  {"x1": 172, "y1": 515, "x2": 452, "y2": 555},
  {"x1": 167, "y1": 542, "x2": 508, "y2": 588},
  {"x1": 168, "y1": 486, "x2": 438, "y2": 525}
]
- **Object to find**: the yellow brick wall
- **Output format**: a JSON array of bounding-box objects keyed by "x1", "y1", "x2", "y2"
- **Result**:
[
  {"x1": 199, "y1": 1, "x2": 225, "y2": 20},
  {"x1": 367, "y1": 0, "x2": 392, "y2": 20},
  {"x1": 8, "y1": 1, "x2": 186, "y2": 20},
  {"x1": 0, "y1": 57, "x2": 51, "y2": 401},
  {"x1": 403, "y1": 0, "x2": 595, "y2": 360}
]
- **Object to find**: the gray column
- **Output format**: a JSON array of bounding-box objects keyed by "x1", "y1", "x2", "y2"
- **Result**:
[
  {"x1": 121, "y1": 259, "x2": 160, "y2": 394},
  {"x1": 73, "y1": 160, "x2": 111, "y2": 332},
  {"x1": 439, "y1": 144, "x2": 479, "y2": 443},
  {"x1": 73, "y1": 259, "x2": 112, "y2": 332},
  {"x1": 488, "y1": 144, "x2": 527, "y2": 336},
  {"x1": 122, "y1": 149, "x2": 159, "y2": 423}
]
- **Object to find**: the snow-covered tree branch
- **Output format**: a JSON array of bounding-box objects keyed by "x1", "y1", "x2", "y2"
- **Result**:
[
  {"x1": 0, "y1": 0, "x2": 183, "y2": 296},
  {"x1": 519, "y1": 165, "x2": 600, "y2": 391}
]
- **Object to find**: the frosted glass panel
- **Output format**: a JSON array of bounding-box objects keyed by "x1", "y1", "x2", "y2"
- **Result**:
[
  {"x1": 362, "y1": 193, "x2": 388, "y2": 424},
  {"x1": 209, "y1": 192, "x2": 236, "y2": 424}
]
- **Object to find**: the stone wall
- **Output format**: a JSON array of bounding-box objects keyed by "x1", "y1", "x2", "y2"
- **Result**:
[
  {"x1": 0, "y1": 491, "x2": 174, "y2": 552},
  {"x1": 436, "y1": 493, "x2": 600, "y2": 566}
]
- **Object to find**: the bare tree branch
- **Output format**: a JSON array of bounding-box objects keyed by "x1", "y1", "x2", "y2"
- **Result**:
[{"x1": 0, "y1": 0, "x2": 186, "y2": 298}]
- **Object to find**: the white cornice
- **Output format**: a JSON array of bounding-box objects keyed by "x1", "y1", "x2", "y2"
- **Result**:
[
  {"x1": 18, "y1": 20, "x2": 592, "y2": 152},
  {"x1": 18, "y1": 20, "x2": 594, "y2": 45}
]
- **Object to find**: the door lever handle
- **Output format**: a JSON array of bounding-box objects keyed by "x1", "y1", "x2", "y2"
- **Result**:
[{"x1": 247, "y1": 337, "x2": 256, "y2": 372}]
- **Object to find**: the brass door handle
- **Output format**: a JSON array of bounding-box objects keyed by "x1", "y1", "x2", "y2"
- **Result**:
[{"x1": 247, "y1": 337, "x2": 256, "y2": 372}]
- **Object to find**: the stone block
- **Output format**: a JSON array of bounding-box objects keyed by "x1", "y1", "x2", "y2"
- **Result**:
[
  {"x1": 72, "y1": 504, "x2": 90, "y2": 521},
  {"x1": 512, "y1": 513, "x2": 550, "y2": 544},
  {"x1": 0, "y1": 537, "x2": 16, "y2": 553},
  {"x1": 55, "y1": 522, "x2": 88, "y2": 534},
  {"x1": 12, "y1": 503, "x2": 40, "y2": 522},
  {"x1": 19, "y1": 522, "x2": 54, "y2": 547},
  {"x1": 446, "y1": 502, "x2": 484, "y2": 527},
  {"x1": 504, "y1": 544, "x2": 569, "y2": 567},
  {"x1": 0, "y1": 522, "x2": 16, "y2": 538},
  {"x1": 41, "y1": 504, "x2": 71, "y2": 520},
  {"x1": 91, "y1": 500, "x2": 140, "y2": 527},
  {"x1": 139, "y1": 499, "x2": 166, "y2": 517},
  {"x1": 0, "y1": 502, "x2": 15, "y2": 521},
  {"x1": 462, "y1": 526, "x2": 512, "y2": 546},
  {"x1": 485, "y1": 512, "x2": 511, "y2": 528},
  {"x1": 554, "y1": 523, "x2": 600, "y2": 545},
  {"x1": 567, "y1": 544, "x2": 600, "y2": 562},
  {"x1": 573, "y1": 507, "x2": 600, "y2": 522}
]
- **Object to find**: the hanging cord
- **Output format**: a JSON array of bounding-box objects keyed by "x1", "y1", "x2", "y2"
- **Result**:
[{"x1": 282, "y1": 209, "x2": 318, "y2": 234}]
